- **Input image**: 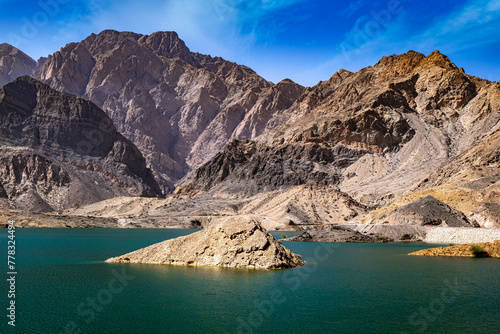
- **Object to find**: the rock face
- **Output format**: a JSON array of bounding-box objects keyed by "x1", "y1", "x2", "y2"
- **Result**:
[
  {"x1": 1, "y1": 38, "x2": 499, "y2": 229},
  {"x1": 33, "y1": 30, "x2": 305, "y2": 192},
  {"x1": 339, "y1": 224, "x2": 427, "y2": 242},
  {"x1": 409, "y1": 240, "x2": 500, "y2": 258},
  {"x1": 377, "y1": 195, "x2": 474, "y2": 227},
  {"x1": 105, "y1": 216, "x2": 305, "y2": 269},
  {"x1": 0, "y1": 76, "x2": 161, "y2": 212},
  {"x1": 0, "y1": 44, "x2": 36, "y2": 87},
  {"x1": 469, "y1": 203, "x2": 500, "y2": 228}
]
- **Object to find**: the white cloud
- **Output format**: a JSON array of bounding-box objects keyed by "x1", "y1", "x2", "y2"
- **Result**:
[
  {"x1": 50, "y1": 0, "x2": 307, "y2": 67},
  {"x1": 341, "y1": 0, "x2": 365, "y2": 17}
]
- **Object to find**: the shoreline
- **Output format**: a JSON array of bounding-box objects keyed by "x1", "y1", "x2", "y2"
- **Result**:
[{"x1": 3, "y1": 222, "x2": 500, "y2": 245}]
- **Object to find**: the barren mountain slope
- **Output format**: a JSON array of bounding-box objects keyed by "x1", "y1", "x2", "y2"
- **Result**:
[
  {"x1": 34, "y1": 30, "x2": 305, "y2": 192},
  {"x1": 0, "y1": 76, "x2": 161, "y2": 212},
  {"x1": 176, "y1": 51, "x2": 500, "y2": 213},
  {"x1": 61, "y1": 183, "x2": 366, "y2": 230},
  {"x1": 365, "y1": 126, "x2": 500, "y2": 225}
]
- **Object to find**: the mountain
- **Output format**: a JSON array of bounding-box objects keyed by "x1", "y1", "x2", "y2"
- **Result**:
[
  {"x1": 0, "y1": 44, "x2": 36, "y2": 87},
  {"x1": 0, "y1": 76, "x2": 161, "y2": 212},
  {"x1": 174, "y1": 50, "x2": 499, "y2": 227},
  {"x1": 1, "y1": 34, "x2": 498, "y2": 229},
  {"x1": 33, "y1": 30, "x2": 305, "y2": 193}
]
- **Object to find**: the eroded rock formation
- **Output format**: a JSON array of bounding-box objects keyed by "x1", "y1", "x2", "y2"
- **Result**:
[{"x1": 0, "y1": 76, "x2": 161, "y2": 211}]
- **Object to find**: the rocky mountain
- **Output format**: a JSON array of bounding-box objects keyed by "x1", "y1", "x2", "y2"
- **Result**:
[
  {"x1": 176, "y1": 51, "x2": 499, "y2": 210},
  {"x1": 1, "y1": 34, "x2": 498, "y2": 231},
  {"x1": 30, "y1": 30, "x2": 305, "y2": 193},
  {"x1": 0, "y1": 44, "x2": 36, "y2": 87},
  {"x1": 0, "y1": 76, "x2": 161, "y2": 212}
]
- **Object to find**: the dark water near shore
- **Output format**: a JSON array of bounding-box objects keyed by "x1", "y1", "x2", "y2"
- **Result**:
[{"x1": 1, "y1": 228, "x2": 499, "y2": 334}]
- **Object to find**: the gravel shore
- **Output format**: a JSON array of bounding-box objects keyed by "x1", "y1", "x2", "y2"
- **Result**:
[
  {"x1": 338, "y1": 225, "x2": 500, "y2": 244},
  {"x1": 423, "y1": 227, "x2": 500, "y2": 244}
]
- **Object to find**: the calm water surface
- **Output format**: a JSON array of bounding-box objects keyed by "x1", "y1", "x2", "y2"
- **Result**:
[{"x1": 1, "y1": 228, "x2": 499, "y2": 334}]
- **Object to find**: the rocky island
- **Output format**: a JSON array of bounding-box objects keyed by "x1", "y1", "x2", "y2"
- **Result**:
[
  {"x1": 105, "y1": 216, "x2": 305, "y2": 269},
  {"x1": 409, "y1": 240, "x2": 500, "y2": 258}
]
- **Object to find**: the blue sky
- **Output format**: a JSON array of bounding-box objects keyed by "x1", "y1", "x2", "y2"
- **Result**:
[{"x1": 0, "y1": 0, "x2": 499, "y2": 86}]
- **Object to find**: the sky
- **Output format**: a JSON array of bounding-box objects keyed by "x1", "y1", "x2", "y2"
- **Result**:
[{"x1": 0, "y1": 0, "x2": 499, "y2": 86}]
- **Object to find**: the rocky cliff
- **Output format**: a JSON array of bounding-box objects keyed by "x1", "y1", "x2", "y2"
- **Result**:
[
  {"x1": 1, "y1": 35, "x2": 499, "y2": 229},
  {"x1": 0, "y1": 76, "x2": 161, "y2": 212},
  {"x1": 374, "y1": 195, "x2": 475, "y2": 227},
  {"x1": 32, "y1": 30, "x2": 305, "y2": 192},
  {"x1": 106, "y1": 216, "x2": 305, "y2": 269}
]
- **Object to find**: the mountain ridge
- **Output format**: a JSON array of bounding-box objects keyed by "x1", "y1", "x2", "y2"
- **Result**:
[
  {"x1": 22, "y1": 30, "x2": 306, "y2": 193},
  {"x1": 0, "y1": 33, "x2": 499, "y2": 229},
  {"x1": 172, "y1": 49, "x2": 500, "y2": 228}
]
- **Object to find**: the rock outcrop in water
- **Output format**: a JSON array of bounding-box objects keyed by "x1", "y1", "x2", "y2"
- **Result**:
[
  {"x1": 286, "y1": 225, "x2": 380, "y2": 242},
  {"x1": 105, "y1": 216, "x2": 305, "y2": 269}
]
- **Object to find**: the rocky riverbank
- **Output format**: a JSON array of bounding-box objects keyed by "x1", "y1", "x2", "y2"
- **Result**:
[
  {"x1": 286, "y1": 225, "x2": 500, "y2": 244},
  {"x1": 409, "y1": 240, "x2": 500, "y2": 258},
  {"x1": 423, "y1": 227, "x2": 500, "y2": 244}
]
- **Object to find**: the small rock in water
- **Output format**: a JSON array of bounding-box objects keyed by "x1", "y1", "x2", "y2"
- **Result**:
[{"x1": 106, "y1": 216, "x2": 305, "y2": 269}]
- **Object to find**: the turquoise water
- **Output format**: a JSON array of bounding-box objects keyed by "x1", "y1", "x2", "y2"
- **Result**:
[{"x1": 1, "y1": 229, "x2": 499, "y2": 334}]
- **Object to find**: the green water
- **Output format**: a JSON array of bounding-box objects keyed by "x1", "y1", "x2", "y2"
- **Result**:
[{"x1": 1, "y1": 229, "x2": 499, "y2": 334}]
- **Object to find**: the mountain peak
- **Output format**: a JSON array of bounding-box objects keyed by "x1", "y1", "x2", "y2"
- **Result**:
[
  {"x1": 373, "y1": 50, "x2": 425, "y2": 75},
  {"x1": 0, "y1": 43, "x2": 15, "y2": 54},
  {"x1": 138, "y1": 31, "x2": 191, "y2": 61},
  {"x1": 421, "y1": 50, "x2": 456, "y2": 69},
  {"x1": 0, "y1": 45, "x2": 36, "y2": 87}
]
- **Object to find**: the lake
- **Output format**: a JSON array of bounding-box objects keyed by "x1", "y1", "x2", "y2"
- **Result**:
[{"x1": 1, "y1": 228, "x2": 499, "y2": 334}]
